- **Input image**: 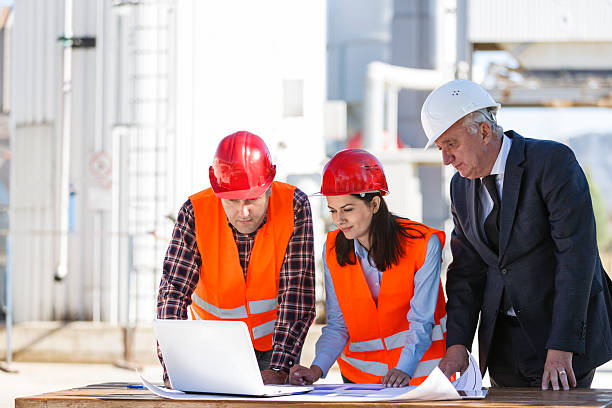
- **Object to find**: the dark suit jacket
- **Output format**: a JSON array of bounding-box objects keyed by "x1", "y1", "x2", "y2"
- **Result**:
[{"x1": 446, "y1": 130, "x2": 612, "y2": 377}]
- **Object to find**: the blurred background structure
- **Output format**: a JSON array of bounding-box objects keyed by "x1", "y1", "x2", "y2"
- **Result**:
[{"x1": 1, "y1": 0, "x2": 612, "y2": 394}]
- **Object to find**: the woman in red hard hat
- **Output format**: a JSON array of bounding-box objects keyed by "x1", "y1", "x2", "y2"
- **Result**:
[{"x1": 290, "y1": 149, "x2": 448, "y2": 387}]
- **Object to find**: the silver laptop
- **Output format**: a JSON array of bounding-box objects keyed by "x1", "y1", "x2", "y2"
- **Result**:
[{"x1": 154, "y1": 319, "x2": 313, "y2": 396}]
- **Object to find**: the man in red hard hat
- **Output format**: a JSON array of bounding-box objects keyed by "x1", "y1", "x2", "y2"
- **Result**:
[{"x1": 157, "y1": 131, "x2": 316, "y2": 386}]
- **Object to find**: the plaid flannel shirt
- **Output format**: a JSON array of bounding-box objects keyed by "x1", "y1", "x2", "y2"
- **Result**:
[{"x1": 157, "y1": 188, "x2": 315, "y2": 382}]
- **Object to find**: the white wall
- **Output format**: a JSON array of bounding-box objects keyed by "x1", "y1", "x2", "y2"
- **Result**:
[{"x1": 174, "y1": 0, "x2": 326, "y2": 201}]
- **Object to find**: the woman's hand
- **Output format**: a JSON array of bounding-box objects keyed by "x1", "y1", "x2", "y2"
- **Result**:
[
  {"x1": 289, "y1": 364, "x2": 323, "y2": 385},
  {"x1": 382, "y1": 368, "x2": 411, "y2": 387}
]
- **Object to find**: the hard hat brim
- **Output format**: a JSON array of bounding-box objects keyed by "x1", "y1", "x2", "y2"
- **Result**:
[
  {"x1": 310, "y1": 189, "x2": 389, "y2": 197},
  {"x1": 423, "y1": 138, "x2": 436, "y2": 150},
  {"x1": 422, "y1": 102, "x2": 501, "y2": 150},
  {"x1": 210, "y1": 173, "x2": 275, "y2": 200}
]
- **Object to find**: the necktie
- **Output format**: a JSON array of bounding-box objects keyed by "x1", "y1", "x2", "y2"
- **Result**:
[
  {"x1": 482, "y1": 175, "x2": 501, "y2": 253},
  {"x1": 482, "y1": 174, "x2": 513, "y2": 313}
]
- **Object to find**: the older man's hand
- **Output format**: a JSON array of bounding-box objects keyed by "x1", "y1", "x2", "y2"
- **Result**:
[
  {"x1": 542, "y1": 349, "x2": 576, "y2": 390},
  {"x1": 438, "y1": 344, "x2": 469, "y2": 378}
]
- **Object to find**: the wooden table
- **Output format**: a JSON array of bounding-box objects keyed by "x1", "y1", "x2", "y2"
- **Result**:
[{"x1": 14, "y1": 383, "x2": 612, "y2": 407}]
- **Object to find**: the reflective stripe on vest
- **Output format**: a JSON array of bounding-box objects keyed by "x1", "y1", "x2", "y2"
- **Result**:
[
  {"x1": 349, "y1": 338, "x2": 384, "y2": 353},
  {"x1": 340, "y1": 354, "x2": 388, "y2": 377},
  {"x1": 191, "y1": 292, "x2": 248, "y2": 319},
  {"x1": 252, "y1": 320, "x2": 276, "y2": 339},
  {"x1": 431, "y1": 315, "x2": 447, "y2": 342},
  {"x1": 348, "y1": 315, "x2": 447, "y2": 352},
  {"x1": 384, "y1": 330, "x2": 409, "y2": 350},
  {"x1": 413, "y1": 357, "x2": 442, "y2": 379},
  {"x1": 348, "y1": 332, "x2": 409, "y2": 352},
  {"x1": 249, "y1": 298, "x2": 278, "y2": 314},
  {"x1": 189, "y1": 300, "x2": 276, "y2": 339}
]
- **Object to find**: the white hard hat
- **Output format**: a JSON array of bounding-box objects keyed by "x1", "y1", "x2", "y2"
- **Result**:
[{"x1": 421, "y1": 79, "x2": 501, "y2": 149}]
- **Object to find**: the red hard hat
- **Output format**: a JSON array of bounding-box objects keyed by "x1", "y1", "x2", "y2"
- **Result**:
[
  {"x1": 314, "y1": 149, "x2": 389, "y2": 196},
  {"x1": 209, "y1": 131, "x2": 276, "y2": 199}
]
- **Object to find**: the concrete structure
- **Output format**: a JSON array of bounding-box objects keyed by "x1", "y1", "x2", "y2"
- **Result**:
[{"x1": 470, "y1": 0, "x2": 612, "y2": 107}]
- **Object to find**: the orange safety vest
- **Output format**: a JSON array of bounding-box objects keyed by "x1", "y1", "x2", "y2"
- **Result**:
[
  {"x1": 188, "y1": 181, "x2": 295, "y2": 350},
  {"x1": 325, "y1": 221, "x2": 447, "y2": 385}
]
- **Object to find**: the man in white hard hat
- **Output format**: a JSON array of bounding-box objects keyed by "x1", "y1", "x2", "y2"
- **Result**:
[{"x1": 421, "y1": 79, "x2": 612, "y2": 390}]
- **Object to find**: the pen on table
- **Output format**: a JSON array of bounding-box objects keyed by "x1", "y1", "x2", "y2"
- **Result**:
[{"x1": 127, "y1": 384, "x2": 145, "y2": 389}]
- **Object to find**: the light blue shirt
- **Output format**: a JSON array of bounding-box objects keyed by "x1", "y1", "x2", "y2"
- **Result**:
[{"x1": 312, "y1": 234, "x2": 442, "y2": 378}]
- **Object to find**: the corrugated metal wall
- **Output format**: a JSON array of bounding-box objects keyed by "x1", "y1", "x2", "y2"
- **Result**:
[
  {"x1": 10, "y1": 0, "x2": 177, "y2": 323},
  {"x1": 10, "y1": 0, "x2": 64, "y2": 322},
  {"x1": 469, "y1": 0, "x2": 612, "y2": 42}
]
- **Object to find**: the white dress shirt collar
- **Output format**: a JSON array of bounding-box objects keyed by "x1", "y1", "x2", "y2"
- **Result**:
[{"x1": 488, "y1": 133, "x2": 512, "y2": 178}]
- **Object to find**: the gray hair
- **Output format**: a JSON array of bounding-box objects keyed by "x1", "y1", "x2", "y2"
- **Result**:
[{"x1": 461, "y1": 107, "x2": 503, "y2": 138}]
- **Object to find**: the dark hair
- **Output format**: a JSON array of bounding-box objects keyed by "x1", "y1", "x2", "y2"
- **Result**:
[{"x1": 333, "y1": 192, "x2": 425, "y2": 272}]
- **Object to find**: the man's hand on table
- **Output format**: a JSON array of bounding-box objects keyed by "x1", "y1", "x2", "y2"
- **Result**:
[
  {"x1": 542, "y1": 349, "x2": 576, "y2": 391},
  {"x1": 261, "y1": 369, "x2": 289, "y2": 384},
  {"x1": 438, "y1": 344, "x2": 469, "y2": 378},
  {"x1": 382, "y1": 368, "x2": 411, "y2": 387},
  {"x1": 289, "y1": 364, "x2": 323, "y2": 385}
]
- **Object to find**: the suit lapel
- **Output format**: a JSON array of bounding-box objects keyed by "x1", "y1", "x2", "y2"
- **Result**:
[
  {"x1": 499, "y1": 131, "x2": 525, "y2": 258},
  {"x1": 467, "y1": 178, "x2": 479, "y2": 239}
]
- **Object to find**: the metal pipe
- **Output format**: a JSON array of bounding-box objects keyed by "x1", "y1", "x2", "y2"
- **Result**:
[
  {"x1": 385, "y1": 85, "x2": 398, "y2": 151},
  {"x1": 363, "y1": 61, "x2": 448, "y2": 151},
  {"x1": 362, "y1": 63, "x2": 385, "y2": 151},
  {"x1": 5, "y1": 236, "x2": 11, "y2": 364},
  {"x1": 92, "y1": 0, "x2": 106, "y2": 323},
  {"x1": 54, "y1": 0, "x2": 73, "y2": 282},
  {"x1": 0, "y1": 236, "x2": 17, "y2": 373}
]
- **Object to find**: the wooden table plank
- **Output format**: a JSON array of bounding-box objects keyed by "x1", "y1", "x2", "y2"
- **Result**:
[{"x1": 14, "y1": 383, "x2": 612, "y2": 408}]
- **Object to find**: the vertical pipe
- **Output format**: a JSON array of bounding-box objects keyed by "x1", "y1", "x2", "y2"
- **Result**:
[
  {"x1": 385, "y1": 86, "x2": 398, "y2": 151},
  {"x1": 127, "y1": 234, "x2": 133, "y2": 326},
  {"x1": 55, "y1": 0, "x2": 73, "y2": 283},
  {"x1": 435, "y1": 0, "x2": 457, "y2": 76},
  {"x1": 363, "y1": 62, "x2": 385, "y2": 151},
  {"x1": 110, "y1": 5, "x2": 126, "y2": 326},
  {"x1": 5, "y1": 236, "x2": 11, "y2": 364},
  {"x1": 91, "y1": 0, "x2": 106, "y2": 323},
  {"x1": 0, "y1": 235, "x2": 16, "y2": 372},
  {"x1": 455, "y1": 0, "x2": 470, "y2": 79}
]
